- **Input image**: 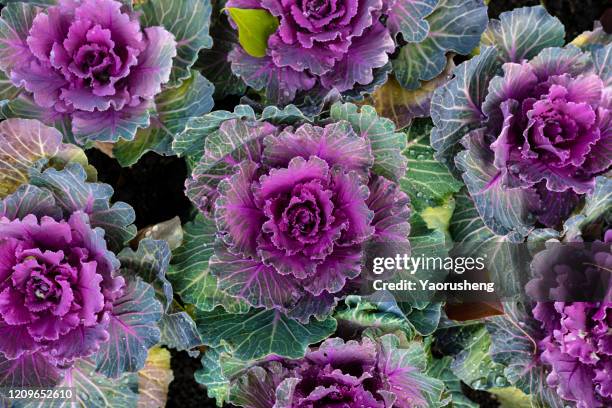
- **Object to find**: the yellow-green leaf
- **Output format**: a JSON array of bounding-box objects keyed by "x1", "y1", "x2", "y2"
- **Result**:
[{"x1": 227, "y1": 8, "x2": 279, "y2": 58}]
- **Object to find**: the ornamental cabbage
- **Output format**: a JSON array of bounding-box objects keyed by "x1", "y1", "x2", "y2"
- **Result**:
[
  {"x1": 228, "y1": 335, "x2": 445, "y2": 408},
  {"x1": 431, "y1": 6, "x2": 611, "y2": 234},
  {"x1": 224, "y1": 0, "x2": 488, "y2": 104},
  {"x1": 185, "y1": 104, "x2": 409, "y2": 322},
  {"x1": 526, "y1": 234, "x2": 612, "y2": 408},
  {"x1": 0, "y1": 0, "x2": 176, "y2": 143},
  {"x1": 0, "y1": 118, "x2": 167, "y2": 388},
  {"x1": 0, "y1": 213, "x2": 124, "y2": 366}
]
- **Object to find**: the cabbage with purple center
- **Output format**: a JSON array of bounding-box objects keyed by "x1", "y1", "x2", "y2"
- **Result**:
[
  {"x1": 0, "y1": 212, "x2": 124, "y2": 367},
  {"x1": 431, "y1": 6, "x2": 611, "y2": 234},
  {"x1": 0, "y1": 118, "x2": 168, "y2": 388},
  {"x1": 0, "y1": 0, "x2": 177, "y2": 143},
  {"x1": 525, "y1": 233, "x2": 612, "y2": 408},
  {"x1": 224, "y1": 0, "x2": 488, "y2": 104},
  {"x1": 228, "y1": 335, "x2": 446, "y2": 407},
  {"x1": 185, "y1": 104, "x2": 409, "y2": 322}
]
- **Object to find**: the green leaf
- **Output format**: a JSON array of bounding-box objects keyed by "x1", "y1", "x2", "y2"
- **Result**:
[
  {"x1": 29, "y1": 163, "x2": 137, "y2": 252},
  {"x1": 172, "y1": 105, "x2": 256, "y2": 157},
  {"x1": 330, "y1": 103, "x2": 407, "y2": 182},
  {"x1": 392, "y1": 0, "x2": 488, "y2": 89},
  {"x1": 158, "y1": 308, "x2": 203, "y2": 351},
  {"x1": 486, "y1": 302, "x2": 566, "y2": 408},
  {"x1": 563, "y1": 176, "x2": 612, "y2": 241},
  {"x1": 227, "y1": 8, "x2": 279, "y2": 58},
  {"x1": 430, "y1": 43, "x2": 501, "y2": 172},
  {"x1": 195, "y1": 345, "x2": 231, "y2": 406},
  {"x1": 194, "y1": 307, "x2": 337, "y2": 360},
  {"x1": 427, "y1": 357, "x2": 479, "y2": 408},
  {"x1": 401, "y1": 118, "x2": 463, "y2": 212},
  {"x1": 0, "y1": 119, "x2": 75, "y2": 198},
  {"x1": 449, "y1": 325, "x2": 509, "y2": 390},
  {"x1": 387, "y1": 0, "x2": 437, "y2": 43},
  {"x1": 0, "y1": 184, "x2": 61, "y2": 221},
  {"x1": 334, "y1": 295, "x2": 416, "y2": 339},
  {"x1": 481, "y1": 5, "x2": 565, "y2": 63},
  {"x1": 449, "y1": 190, "x2": 529, "y2": 296},
  {"x1": 0, "y1": 70, "x2": 20, "y2": 101},
  {"x1": 140, "y1": 0, "x2": 213, "y2": 87},
  {"x1": 113, "y1": 70, "x2": 214, "y2": 166},
  {"x1": 18, "y1": 360, "x2": 138, "y2": 408},
  {"x1": 571, "y1": 22, "x2": 612, "y2": 52},
  {"x1": 95, "y1": 278, "x2": 162, "y2": 378},
  {"x1": 167, "y1": 214, "x2": 249, "y2": 313}
]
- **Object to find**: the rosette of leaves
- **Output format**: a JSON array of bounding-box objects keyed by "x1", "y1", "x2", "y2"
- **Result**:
[
  {"x1": 0, "y1": 118, "x2": 200, "y2": 405},
  {"x1": 219, "y1": 0, "x2": 487, "y2": 107},
  {"x1": 197, "y1": 333, "x2": 448, "y2": 407},
  {"x1": 454, "y1": 177, "x2": 611, "y2": 408},
  {"x1": 0, "y1": 0, "x2": 215, "y2": 166},
  {"x1": 166, "y1": 103, "x2": 420, "y2": 370},
  {"x1": 430, "y1": 6, "x2": 612, "y2": 239}
]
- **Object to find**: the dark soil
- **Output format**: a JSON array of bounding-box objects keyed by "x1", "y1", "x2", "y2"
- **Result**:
[
  {"x1": 87, "y1": 1, "x2": 610, "y2": 407},
  {"x1": 86, "y1": 149, "x2": 193, "y2": 229}
]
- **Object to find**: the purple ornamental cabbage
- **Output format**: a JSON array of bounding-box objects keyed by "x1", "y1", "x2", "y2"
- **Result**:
[
  {"x1": 431, "y1": 6, "x2": 611, "y2": 233},
  {"x1": 0, "y1": 213, "x2": 124, "y2": 366},
  {"x1": 527, "y1": 233, "x2": 612, "y2": 407},
  {"x1": 0, "y1": 0, "x2": 176, "y2": 142},
  {"x1": 226, "y1": 0, "x2": 394, "y2": 99},
  {"x1": 186, "y1": 111, "x2": 409, "y2": 322},
  {"x1": 229, "y1": 335, "x2": 445, "y2": 408}
]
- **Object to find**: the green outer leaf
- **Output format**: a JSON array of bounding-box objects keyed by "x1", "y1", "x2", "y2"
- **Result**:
[
  {"x1": 330, "y1": 102, "x2": 407, "y2": 182},
  {"x1": 392, "y1": 0, "x2": 488, "y2": 89},
  {"x1": 18, "y1": 360, "x2": 138, "y2": 408},
  {"x1": 113, "y1": 70, "x2": 214, "y2": 166},
  {"x1": 118, "y1": 238, "x2": 173, "y2": 310},
  {"x1": 0, "y1": 119, "x2": 64, "y2": 198},
  {"x1": 194, "y1": 345, "x2": 231, "y2": 406},
  {"x1": 456, "y1": 128, "x2": 535, "y2": 237},
  {"x1": 563, "y1": 176, "x2": 612, "y2": 240},
  {"x1": 449, "y1": 190, "x2": 529, "y2": 296},
  {"x1": 407, "y1": 302, "x2": 442, "y2": 336},
  {"x1": 449, "y1": 325, "x2": 509, "y2": 390},
  {"x1": 427, "y1": 356, "x2": 478, "y2": 408},
  {"x1": 0, "y1": 2, "x2": 38, "y2": 73},
  {"x1": 430, "y1": 46, "x2": 500, "y2": 171},
  {"x1": 158, "y1": 309, "x2": 203, "y2": 351},
  {"x1": 481, "y1": 5, "x2": 565, "y2": 63},
  {"x1": 140, "y1": 0, "x2": 213, "y2": 87},
  {"x1": 0, "y1": 70, "x2": 20, "y2": 101},
  {"x1": 387, "y1": 0, "x2": 438, "y2": 43},
  {"x1": 29, "y1": 163, "x2": 137, "y2": 252},
  {"x1": 172, "y1": 105, "x2": 256, "y2": 157},
  {"x1": 400, "y1": 118, "x2": 463, "y2": 212},
  {"x1": 95, "y1": 278, "x2": 162, "y2": 378},
  {"x1": 168, "y1": 214, "x2": 249, "y2": 313},
  {"x1": 0, "y1": 184, "x2": 62, "y2": 220},
  {"x1": 194, "y1": 307, "x2": 337, "y2": 360},
  {"x1": 378, "y1": 334, "x2": 449, "y2": 408},
  {"x1": 334, "y1": 295, "x2": 416, "y2": 339},
  {"x1": 227, "y1": 8, "x2": 279, "y2": 58},
  {"x1": 486, "y1": 302, "x2": 566, "y2": 408}
]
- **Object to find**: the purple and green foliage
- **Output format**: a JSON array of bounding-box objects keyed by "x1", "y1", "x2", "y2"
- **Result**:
[
  {"x1": 223, "y1": 0, "x2": 487, "y2": 105},
  {"x1": 0, "y1": 118, "x2": 197, "y2": 402},
  {"x1": 431, "y1": 6, "x2": 611, "y2": 236},
  {"x1": 0, "y1": 0, "x2": 214, "y2": 165}
]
